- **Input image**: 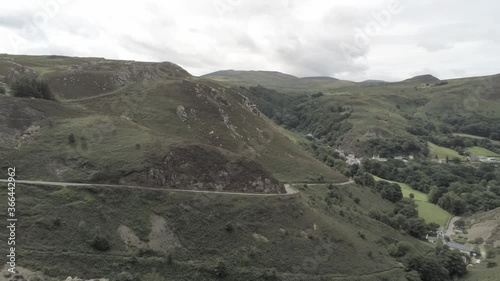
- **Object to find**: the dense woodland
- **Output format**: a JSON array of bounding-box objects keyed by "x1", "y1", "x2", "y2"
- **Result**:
[
  {"x1": 241, "y1": 84, "x2": 500, "y2": 218},
  {"x1": 238, "y1": 86, "x2": 352, "y2": 146},
  {"x1": 361, "y1": 159, "x2": 500, "y2": 215}
]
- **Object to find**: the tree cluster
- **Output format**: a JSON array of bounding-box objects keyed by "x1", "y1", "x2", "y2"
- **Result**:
[
  {"x1": 363, "y1": 159, "x2": 500, "y2": 214},
  {"x1": 10, "y1": 77, "x2": 55, "y2": 100}
]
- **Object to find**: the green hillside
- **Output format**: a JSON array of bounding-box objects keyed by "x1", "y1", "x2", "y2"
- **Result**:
[
  {"x1": 205, "y1": 71, "x2": 500, "y2": 172},
  {"x1": 0, "y1": 55, "x2": 346, "y2": 188},
  {"x1": 0, "y1": 181, "x2": 427, "y2": 280},
  {"x1": 1, "y1": 54, "x2": 498, "y2": 281},
  {"x1": 428, "y1": 142, "x2": 464, "y2": 159},
  {"x1": 465, "y1": 146, "x2": 500, "y2": 157}
]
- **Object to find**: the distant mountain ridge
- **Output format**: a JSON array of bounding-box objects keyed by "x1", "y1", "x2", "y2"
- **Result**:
[
  {"x1": 202, "y1": 69, "x2": 354, "y2": 94},
  {"x1": 403, "y1": 74, "x2": 440, "y2": 83}
]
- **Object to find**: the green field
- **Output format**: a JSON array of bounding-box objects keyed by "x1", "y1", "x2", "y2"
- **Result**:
[
  {"x1": 453, "y1": 133, "x2": 500, "y2": 146},
  {"x1": 373, "y1": 176, "x2": 452, "y2": 226},
  {"x1": 465, "y1": 146, "x2": 500, "y2": 157},
  {"x1": 428, "y1": 142, "x2": 464, "y2": 159},
  {"x1": 373, "y1": 176, "x2": 427, "y2": 201},
  {"x1": 415, "y1": 201, "x2": 452, "y2": 227}
]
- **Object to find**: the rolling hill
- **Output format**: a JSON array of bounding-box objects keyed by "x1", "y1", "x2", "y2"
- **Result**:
[
  {"x1": 0, "y1": 54, "x2": 497, "y2": 281},
  {"x1": 204, "y1": 69, "x2": 500, "y2": 157},
  {"x1": 402, "y1": 74, "x2": 441, "y2": 83},
  {"x1": 0, "y1": 55, "x2": 346, "y2": 190},
  {"x1": 202, "y1": 70, "x2": 355, "y2": 94}
]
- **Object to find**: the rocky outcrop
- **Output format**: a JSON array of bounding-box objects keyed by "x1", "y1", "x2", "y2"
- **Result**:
[
  {"x1": 242, "y1": 96, "x2": 261, "y2": 116},
  {"x1": 122, "y1": 145, "x2": 285, "y2": 194}
]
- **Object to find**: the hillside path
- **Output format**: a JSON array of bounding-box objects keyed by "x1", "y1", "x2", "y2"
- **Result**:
[
  {"x1": 446, "y1": 216, "x2": 461, "y2": 240},
  {"x1": 287, "y1": 179, "x2": 354, "y2": 186},
  {"x1": 1, "y1": 179, "x2": 300, "y2": 197}
]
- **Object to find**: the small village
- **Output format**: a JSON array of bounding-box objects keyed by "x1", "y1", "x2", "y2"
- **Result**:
[
  {"x1": 333, "y1": 148, "x2": 497, "y2": 166},
  {"x1": 426, "y1": 225, "x2": 484, "y2": 266},
  {"x1": 334, "y1": 148, "x2": 416, "y2": 166}
]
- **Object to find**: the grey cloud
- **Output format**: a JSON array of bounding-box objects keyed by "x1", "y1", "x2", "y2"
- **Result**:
[
  {"x1": 418, "y1": 42, "x2": 454, "y2": 52},
  {"x1": 0, "y1": 13, "x2": 32, "y2": 29},
  {"x1": 0, "y1": 0, "x2": 499, "y2": 81},
  {"x1": 121, "y1": 35, "x2": 218, "y2": 71}
]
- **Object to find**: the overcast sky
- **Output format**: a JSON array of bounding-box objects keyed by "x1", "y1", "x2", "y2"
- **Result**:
[{"x1": 1, "y1": 0, "x2": 499, "y2": 81}]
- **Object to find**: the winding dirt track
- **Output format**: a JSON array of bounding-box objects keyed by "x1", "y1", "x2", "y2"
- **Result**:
[
  {"x1": 0, "y1": 178, "x2": 356, "y2": 196},
  {"x1": 0, "y1": 179, "x2": 300, "y2": 196}
]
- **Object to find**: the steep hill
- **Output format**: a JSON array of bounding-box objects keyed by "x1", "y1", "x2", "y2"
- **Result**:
[
  {"x1": 0, "y1": 180, "x2": 428, "y2": 281},
  {"x1": 206, "y1": 70, "x2": 500, "y2": 157},
  {"x1": 0, "y1": 55, "x2": 346, "y2": 191},
  {"x1": 0, "y1": 54, "x2": 494, "y2": 281},
  {"x1": 464, "y1": 207, "x2": 500, "y2": 247}
]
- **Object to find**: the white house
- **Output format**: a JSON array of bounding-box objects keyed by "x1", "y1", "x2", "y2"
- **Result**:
[{"x1": 372, "y1": 155, "x2": 388, "y2": 162}]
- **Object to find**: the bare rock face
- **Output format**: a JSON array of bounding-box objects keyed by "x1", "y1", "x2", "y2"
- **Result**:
[{"x1": 122, "y1": 145, "x2": 285, "y2": 194}]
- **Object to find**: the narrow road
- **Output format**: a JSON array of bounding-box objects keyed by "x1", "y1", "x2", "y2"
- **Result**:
[
  {"x1": 288, "y1": 179, "x2": 355, "y2": 186},
  {"x1": 0, "y1": 179, "x2": 298, "y2": 197},
  {"x1": 445, "y1": 216, "x2": 461, "y2": 240}
]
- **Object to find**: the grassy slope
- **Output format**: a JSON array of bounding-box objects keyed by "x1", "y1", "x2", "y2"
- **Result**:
[
  {"x1": 0, "y1": 55, "x2": 346, "y2": 184},
  {"x1": 462, "y1": 208, "x2": 500, "y2": 280},
  {"x1": 462, "y1": 255, "x2": 500, "y2": 281},
  {"x1": 373, "y1": 176, "x2": 452, "y2": 226},
  {"x1": 464, "y1": 207, "x2": 500, "y2": 246},
  {"x1": 453, "y1": 133, "x2": 500, "y2": 146},
  {"x1": 204, "y1": 71, "x2": 500, "y2": 156},
  {"x1": 0, "y1": 182, "x2": 425, "y2": 280},
  {"x1": 428, "y1": 142, "x2": 464, "y2": 159},
  {"x1": 465, "y1": 146, "x2": 500, "y2": 157}
]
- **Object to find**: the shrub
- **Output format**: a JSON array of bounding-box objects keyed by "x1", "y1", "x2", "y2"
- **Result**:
[
  {"x1": 405, "y1": 271, "x2": 422, "y2": 281},
  {"x1": 487, "y1": 261, "x2": 497, "y2": 268},
  {"x1": 115, "y1": 271, "x2": 135, "y2": 281},
  {"x1": 11, "y1": 77, "x2": 55, "y2": 100},
  {"x1": 471, "y1": 237, "x2": 484, "y2": 244},
  {"x1": 224, "y1": 223, "x2": 234, "y2": 232},
  {"x1": 486, "y1": 248, "x2": 497, "y2": 259},
  {"x1": 52, "y1": 218, "x2": 62, "y2": 228},
  {"x1": 388, "y1": 242, "x2": 412, "y2": 257},
  {"x1": 454, "y1": 219, "x2": 465, "y2": 228},
  {"x1": 354, "y1": 197, "x2": 360, "y2": 204},
  {"x1": 0, "y1": 86, "x2": 5, "y2": 95},
  {"x1": 68, "y1": 134, "x2": 76, "y2": 145},
  {"x1": 262, "y1": 268, "x2": 278, "y2": 280},
  {"x1": 143, "y1": 272, "x2": 165, "y2": 281},
  {"x1": 91, "y1": 234, "x2": 111, "y2": 251},
  {"x1": 213, "y1": 259, "x2": 228, "y2": 278},
  {"x1": 393, "y1": 241, "x2": 411, "y2": 257}
]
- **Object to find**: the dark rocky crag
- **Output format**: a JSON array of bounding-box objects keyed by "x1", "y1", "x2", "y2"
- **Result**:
[{"x1": 122, "y1": 145, "x2": 285, "y2": 194}]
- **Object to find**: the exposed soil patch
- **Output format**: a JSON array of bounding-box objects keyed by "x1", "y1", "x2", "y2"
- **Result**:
[
  {"x1": 148, "y1": 215, "x2": 181, "y2": 255},
  {"x1": 118, "y1": 215, "x2": 181, "y2": 255},
  {"x1": 466, "y1": 208, "x2": 500, "y2": 246}
]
